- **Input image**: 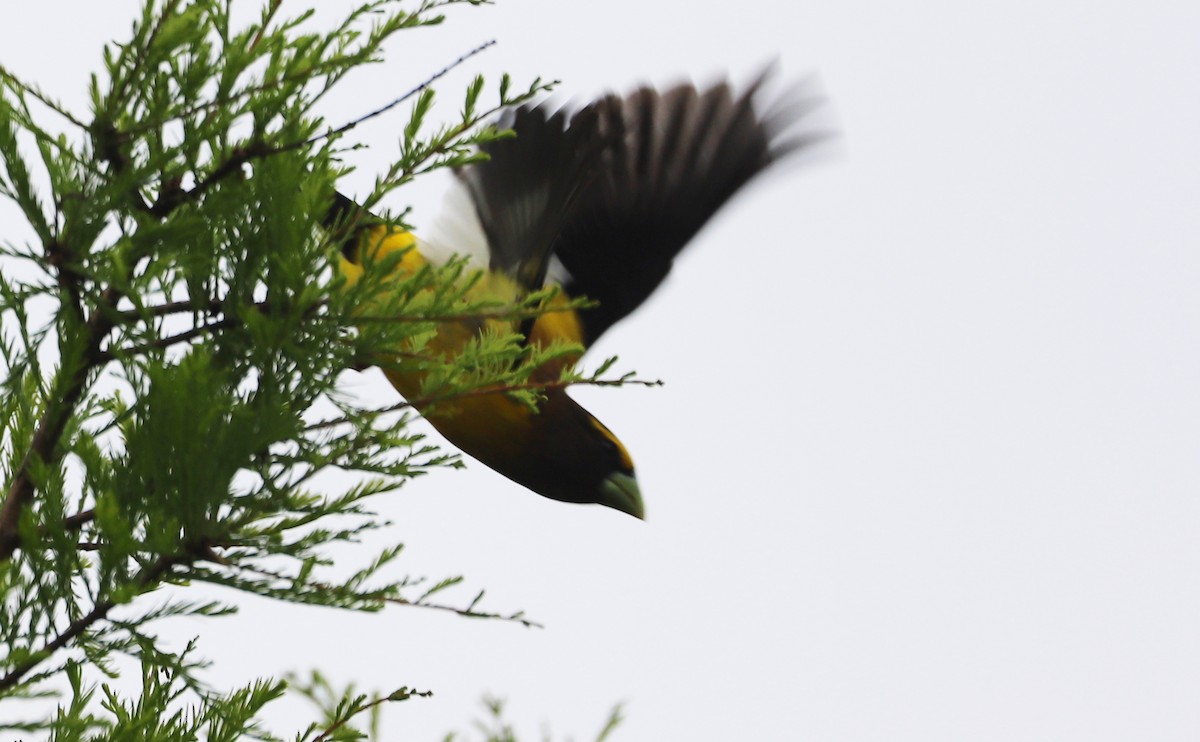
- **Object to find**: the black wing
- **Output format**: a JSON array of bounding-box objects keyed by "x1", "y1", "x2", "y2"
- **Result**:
[
  {"x1": 456, "y1": 105, "x2": 604, "y2": 290},
  {"x1": 458, "y1": 71, "x2": 824, "y2": 345},
  {"x1": 557, "y1": 73, "x2": 822, "y2": 345}
]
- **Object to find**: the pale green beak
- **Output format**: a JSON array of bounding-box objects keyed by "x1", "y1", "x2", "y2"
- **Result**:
[{"x1": 599, "y1": 471, "x2": 645, "y2": 519}]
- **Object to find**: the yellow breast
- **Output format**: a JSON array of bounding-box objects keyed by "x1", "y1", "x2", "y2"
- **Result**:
[{"x1": 339, "y1": 225, "x2": 583, "y2": 456}]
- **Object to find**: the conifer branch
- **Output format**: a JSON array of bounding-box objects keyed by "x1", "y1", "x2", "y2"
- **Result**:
[
  {"x1": 0, "y1": 287, "x2": 119, "y2": 561},
  {"x1": 0, "y1": 63, "x2": 90, "y2": 131},
  {"x1": 115, "y1": 298, "x2": 222, "y2": 320},
  {"x1": 97, "y1": 317, "x2": 240, "y2": 361},
  {"x1": 0, "y1": 552, "x2": 188, "y2": 692},
  {"x1": 0, "y1": 1, "x2": 629, "y2": 735},
  {"x1": 305, "y1": 375, "x2": 663, "y2": 433},
  {"x1": 302, "y1": 39, "x2": 497, "y2": 148},
  {"x1": 221, "y1": 560, "x2": 543, "y2": 628}
]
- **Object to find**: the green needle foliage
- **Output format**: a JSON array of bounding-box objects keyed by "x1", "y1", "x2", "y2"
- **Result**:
[{"x1": 0, "y1": 0, "x2": 629, "y2": 737}]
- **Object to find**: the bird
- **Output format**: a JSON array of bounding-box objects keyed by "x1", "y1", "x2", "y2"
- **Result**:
[{"x1": 329, "y1": 71, "x2": 823, "y2": 519}]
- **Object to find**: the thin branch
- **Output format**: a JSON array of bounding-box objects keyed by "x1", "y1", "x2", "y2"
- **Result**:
[
  {"x1": 115, "y1": 23, "x2": 469, "y2": 140},
  {"x1": 32, "y1": 511, "x2": 96, "y2": 554},
  {"x1": 0, "y1": 288, "x2": 120, "y2": 562},
  {"x1": 224, "y1": 560, "x2": 542, "y2": 628},
  {"x1": 305, "y1": 375, "x2": 663, "y2": 433},
  {"x1": 146, "y1": 39, "x2": 497, "y2": 218},
  {"x1": 63, "y1": 509, "x2": 95, "y2": 531},
  {"x1": 350, "y1": 303, "x2": 591, "y2": 325},
  {"x1": 104, "y1": 0, "x2": 184, "y2": 118},
  {"x1": 0, "y1": 64, "x2": 90, "y2": 131},
  {"x1": 104, "y1": 294, "x2": 330, "y2": 358},
  {"x1": 374, "y1": 92, "x2": 531, "y2": 193},
  {"x1": 381, "y1": 593, "x2": 541, "y2": 629},
  {"x1": 0, "y1": 554, "x2": 186, "y2": 691},
  {"x1": 92, "y1": 34, "x2": 505, "y2": 224},
  {"x1": 312, "y1": 689, "x2": 433, "y2": 742},
  {"x1": 97, "y1": 317, "x2": 238, "y2": 361},
  {"x1": 115, "y1": 298, "x2": 222, "y2": 321},
  {"x1": 301, "y1": 40, "x2": 496, "y2": 149},
  {"x1": 144, "y1": 140, "x2": 272, "y2": 217},
  {"x1": 248, "y1": 0, "x2": 283, "y2": 53},
  {"x1": 406, "y1": 375, "x2": 663, "y2": 412}
]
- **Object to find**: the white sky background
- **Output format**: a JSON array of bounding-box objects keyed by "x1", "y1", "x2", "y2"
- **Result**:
[{"x1": 3, "y1": 1, "x2": 1200, "y2": 740}]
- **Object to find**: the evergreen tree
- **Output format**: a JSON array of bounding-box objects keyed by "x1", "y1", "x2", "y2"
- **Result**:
[{"x1": 0, "y1": 1, "x2": 629, "y2": 737}]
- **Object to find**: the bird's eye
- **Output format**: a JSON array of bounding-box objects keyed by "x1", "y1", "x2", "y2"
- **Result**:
[{"x1": 588, "y1": 417, "x2": 634, "y2": 471}]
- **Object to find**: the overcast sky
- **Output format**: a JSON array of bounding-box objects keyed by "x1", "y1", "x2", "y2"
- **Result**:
[{"x1": 4, "y1": 1, "x2": 1200, "y2": 740}]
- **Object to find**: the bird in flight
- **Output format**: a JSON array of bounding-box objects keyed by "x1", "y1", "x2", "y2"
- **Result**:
[{"x1": 331, "y1": 71, "x2": 823, "y2": 519}]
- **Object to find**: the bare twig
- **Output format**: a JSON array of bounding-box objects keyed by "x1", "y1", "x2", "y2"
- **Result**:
[{"x1": 302, "y1": 40, "x2": 496, "y2": 149}]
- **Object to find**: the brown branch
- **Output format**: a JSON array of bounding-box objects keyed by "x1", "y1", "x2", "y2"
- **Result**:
[
  {"x1": 63, "y1": 509, "x2": 95, "y2": 531},
  {"x1": 116, "y1": 296, "x2": 324, "y2": 323},
  {"x1": 248, "y1": 0, "x2": 283, "y2": 53},
  {"x1": 115, "y1": 298, "x2": 222, "y2": 322},
  {"x1": 0, "y1": 288, "x2": 120, "y2": 562},
  {"x1": 0, "y1": 6, "x2": 200, "y2": 557},
  {"x1": 97, "y1": 317, "x2": 238, "y2": 362},
  {"x1": 27, "y1": 508, "x2": 94, "y2": 547},
  {"x1": 105, "y1": 295, "x2": 328, "y2": 359},
  {"x1": 146, "y1": 139, "x2": 272, "y2": 217},
  {"x1": 0, "y1": 553, "x2": 186, "y2": 692},
  {"x1": 45, "y1": 238, "x2": 85, "y2": 319}
]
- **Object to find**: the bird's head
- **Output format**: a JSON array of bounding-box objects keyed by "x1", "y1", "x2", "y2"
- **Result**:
[{"x1": 474, "y1": 391, "x2": 644, "y2": 519}]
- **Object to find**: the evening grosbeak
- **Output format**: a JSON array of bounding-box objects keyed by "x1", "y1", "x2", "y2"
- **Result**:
[{"x1": 332, "y1": 72, "x2": 822, "y2": 518}]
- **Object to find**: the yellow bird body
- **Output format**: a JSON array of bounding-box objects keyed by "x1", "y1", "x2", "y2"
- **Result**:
[
  {"x1": 331, "y1": 73, "x2": 820, "y2": 518},
  {"x1": 337, "y1": 222, "x2": 635, "y2": 509}
]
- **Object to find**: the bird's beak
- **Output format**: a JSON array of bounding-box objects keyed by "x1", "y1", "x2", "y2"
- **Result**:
[{"x1": 599, "y1": 472, "x2": 645, "y2": 520}]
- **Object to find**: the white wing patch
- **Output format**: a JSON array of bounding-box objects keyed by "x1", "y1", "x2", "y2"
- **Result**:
[
  {"x1": 545, "y1": 254, "x2": 572, "y2": 286},
  {"x1": 422, "y1": 176, "x2": 575, "y2": 289},
  {"x1": 422, "y1": 178, "x2": 490, "y2": 269}
]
